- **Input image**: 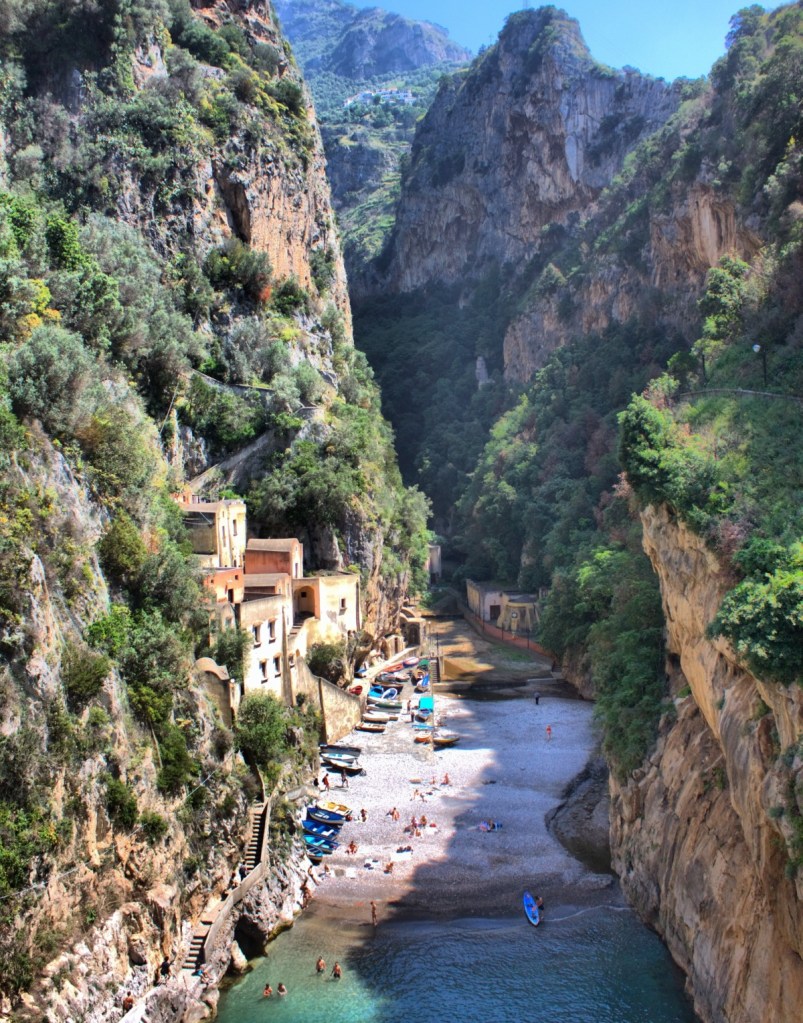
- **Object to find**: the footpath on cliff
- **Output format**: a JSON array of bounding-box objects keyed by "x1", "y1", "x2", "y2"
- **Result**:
[{"x1": 305, "y1": 615, "x2": 617, "y2": 929}]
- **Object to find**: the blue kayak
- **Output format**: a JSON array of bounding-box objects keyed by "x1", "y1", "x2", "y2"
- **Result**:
[{"x1": 523, "y1": 890, "x2": 541, "y2": 927}]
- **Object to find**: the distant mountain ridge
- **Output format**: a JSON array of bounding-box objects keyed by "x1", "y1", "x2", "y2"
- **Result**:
[{"x1": 274, "y1": 0, "x2": 470, "y2": 78}]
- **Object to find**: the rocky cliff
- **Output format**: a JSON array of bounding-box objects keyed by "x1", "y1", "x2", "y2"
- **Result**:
[
  {"x1": 610, "y1": 506, "x2": 803, "y2": 1023},
  {"x1": 377, "y1": 8, "x2": 680, "y2": 295}
]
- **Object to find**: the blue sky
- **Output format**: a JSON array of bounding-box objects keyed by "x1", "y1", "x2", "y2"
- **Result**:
[{"x1": 350, "y1": 1, "x2": 784, "y2": 81}]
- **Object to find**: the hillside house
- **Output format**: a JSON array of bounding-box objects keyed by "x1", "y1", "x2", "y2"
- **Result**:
[
  {"x1": 177, "y1": 492, "x2": 247, "y2": 569},
  {"x1": 245, "y1": 538, "x2": 303, "y2": 578}
]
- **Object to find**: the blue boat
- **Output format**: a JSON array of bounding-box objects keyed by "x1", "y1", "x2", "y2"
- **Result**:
[
  {"x1": 304, "y1": 834, "x2": 338, "y2": 854},
  {"x1": 369, "y1": 685, "x2": 399, "y2": 699},
  {"x1": 306, "y1": 806, "x2": 349, "y2": 825},
  {"x1": 523, "y1": 890, "x2": 541, "y2": 927},
  {"x1": 302, "y1": 819, "x2": 340, "y2": 840}
]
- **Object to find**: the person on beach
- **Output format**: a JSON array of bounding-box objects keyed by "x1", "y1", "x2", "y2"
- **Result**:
[
  {"x1": 411, "y1": 788, "x2": 420, "y2": 801},
  {"x1": 263, "y1": 984, "x2": 273, "y2": 998},
  {"x1": 323, "y1": 774, "x2": 330, "y2": 792},
  {"x1": 534, "y1": 692, "x2": 541, "y2": 705},
  {"x1": 122, "y1": 993, "x2": 134, "y2": 1012},
  {"x1": 316, "y1": 956, "x2": 326, "y2": 974},
  {"x1": 442, "y1": 773, "x2": 450, "y2": 785},
  {"x1": 277, "y1": 983, "x2": 287, "y2": 996},
  {"x1": 347, "y1": 839, "x2": 358, "y2": 855},
  {"x1": 384, "y1": 861, "x2": 394, "y2": 874},
  {"x1": 546, "y1": 724, "x2": 552, "y2": 741},
  {"x1": 392, "y1": 807, "x2": 400, "y2": 821},
  {"x1": 410, "y1": 815, "x2": 419, "y2": 829},
  {"x1": 420, "y1": 814, "x2": 427, "y2": 827},
  {"x1": 332, "y1": 962, "x2": 342, "y2": 980},
  {"x1": 360, "y1": 808, "x2": 368, "y2": 822},
  {"x1": 371, "y1": 900, "x2": 378, "y2": 927},
  {"x1": 341, "y1": 768, "x2": 349, "y2": 788}
]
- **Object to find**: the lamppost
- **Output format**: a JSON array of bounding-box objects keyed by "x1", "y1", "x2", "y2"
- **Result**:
[{"x1": 752, "y1": 343, "x2": 767, "y2": 386}]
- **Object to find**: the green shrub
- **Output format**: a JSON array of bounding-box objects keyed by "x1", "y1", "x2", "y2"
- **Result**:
[
  {"x1": 213, "y1": 627, "x2": 249, "y2": 686},
  {"x1": 104, "y1": 776, "x2": 138, "y2": 829},
  {"x1": 6, "y1": 324, "x2": 95, "y2": 437},
  {"x1": 204, "y1": 238, "x2": 272, "y2": 301},
  {"x1": 307, "y1": 641, "x2": 346, "y2": 684},
  {"x1": 61, "y1": 643, "x2": 111, "y2": 709},
  {"x1": 97, "y1": 513, "x2": 148, "y2": 588},
  {"x1": 272, "y1": 275, "x2": 309, "y2": 315},
  {"x1": 139, "y1": 809, "x2": 169, "y2": 843},
  {"x1": 711, "y1": 544, "x2": 803, "y2": 685},
  {"x1": 156, "y1": 725, "x2": 197, "y2": 794}
]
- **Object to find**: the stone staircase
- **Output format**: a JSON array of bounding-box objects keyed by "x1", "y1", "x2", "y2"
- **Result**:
[{"x1": 181, "y1": 799, "x2": 267, "y2": 973}]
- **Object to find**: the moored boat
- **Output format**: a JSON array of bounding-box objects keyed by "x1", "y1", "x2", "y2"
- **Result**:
[
  {"x1": 362, "y1": 710, "x2": 390, "y2": 723},
  {"x1": 402, "y1": 656, "x2": 420, "y2": 668},
  {"x1": 307, "y1": 806, "x2": 349, "y2": 825},
  {"x1": 357, "y1": 720, "x2": 386, "y2": 733},
  {"x1": 302, "y1": 819, "x2": 340, "y2": 840},
  {"x1": 367, "y1": 696, "x2": 403, "y2": 710},
  {"x1": 319, "y1": 743, "x2": 362, "y2": 757},
  {"x1": 321, "y1": 755, "x2": 365, "y2": 775},
  {"x1": 316, "y1": 799, "x2": 353, "y2": 818},
  {"x1": 433, "y1": 731, "x2": 460, "y2": 748},
  {"x1": 304, "y1": 833, "x2": 338, "y2": 854}
]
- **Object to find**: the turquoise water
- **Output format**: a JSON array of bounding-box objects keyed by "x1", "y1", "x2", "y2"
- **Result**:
[{"x1": 217, "y1": 907, "x2": 697, "y2": 1023}]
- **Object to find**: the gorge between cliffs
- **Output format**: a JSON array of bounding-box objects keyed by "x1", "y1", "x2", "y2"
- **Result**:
[{"x1": 0, "y1": 2, "x2": 802, "y2": 1023}]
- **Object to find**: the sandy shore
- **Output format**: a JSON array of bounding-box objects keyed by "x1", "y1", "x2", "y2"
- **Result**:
[{"x1": 306, "y1": 665, "x2": 616, "y2": 928}]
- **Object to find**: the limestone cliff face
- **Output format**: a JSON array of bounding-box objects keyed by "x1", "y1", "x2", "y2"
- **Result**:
[
  {"x1": 379, "y1": 9, "x2": 680, "y2": 294},
  {"x1": 502, "y1": 181, "x2": 762, "y2": 384},
  {"x1": 610, "y1": 505, "x2": 803, "y2": 1023},
  {"x1": 119, "y1": 1, "x2": 352, "y2": 327}
]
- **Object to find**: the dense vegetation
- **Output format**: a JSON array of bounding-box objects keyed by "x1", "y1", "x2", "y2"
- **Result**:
[{"x1": 0, "y1": 0, "x2": 428, "y2": 1001}]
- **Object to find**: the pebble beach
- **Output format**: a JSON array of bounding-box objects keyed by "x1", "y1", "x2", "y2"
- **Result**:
[{"x1": 308, "y1": 662, "x2": 614, "y2": 926}]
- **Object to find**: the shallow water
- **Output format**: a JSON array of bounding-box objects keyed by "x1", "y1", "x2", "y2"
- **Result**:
[{"x1": 217, "y1": 905, "x2": 697, "y2": 1023}]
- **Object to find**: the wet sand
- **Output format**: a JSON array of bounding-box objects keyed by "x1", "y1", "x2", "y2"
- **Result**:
[{"x1": 307, "y1": 626, "x2": 616, "y2": 927}]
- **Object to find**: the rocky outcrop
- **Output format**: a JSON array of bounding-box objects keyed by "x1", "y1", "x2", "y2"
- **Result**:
[
  {"x1": 610, "y1": 505, "x2": 803, "y2": 1023},
  {"x1": 378, "y1": 9, "x2": 680, "y2": 295}
]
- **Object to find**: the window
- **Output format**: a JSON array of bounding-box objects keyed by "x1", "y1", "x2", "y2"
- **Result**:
[
  {"x1": 268, "y1": 619, "x2": 276, "y2": 641},
  {"x1": 232, "y1": 518, "x2": 238, "y2": 536},
  {"x1": 260, "y1": 660, "x2": 268, "y2": 680},
  {"x1": 273, "y1": 656, "x2": 281, "y2": 677},
  {"x1": 252, "y1": 624, "x2": 261, "y2": 647},
  {"x1": 339, "y1": 597, "x2": 347, "y2": 613}
]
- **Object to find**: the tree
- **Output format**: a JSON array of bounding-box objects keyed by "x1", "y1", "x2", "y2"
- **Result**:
[{"x1": 234, "y1": 693, "x2": 288, "y2": 771}]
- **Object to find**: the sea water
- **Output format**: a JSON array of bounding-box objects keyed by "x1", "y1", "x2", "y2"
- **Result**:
[{"x1": 216, "y1": 906, "x2": 698, "y2": 1023}]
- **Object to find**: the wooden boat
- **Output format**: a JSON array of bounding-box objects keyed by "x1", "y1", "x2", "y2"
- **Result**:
[
  {"x1": 523, "y1": 890, "x2": 541, "y2": 927},
  {"x1": 319, "y1": 743, "x2": 362, "y2": 757},
  {"x1": 319, "y1": 750, "x2": 358, "y2": 765},
  {"x1": 357, "y1": 720, "x2": 386, "y2": 733},
  {"x1": 348, "y1": 684, "x2": 363, "y2": 695},
  {"x1": 307, "y1": 806, "x2": 349, "y2": 825},
  {"x1": 362, "y1": 710, "x2": 390, "y2": 723},
  {"x1": 367, "y1": 696, "x2": 403, "y2": 711},
  {"x1": 369, "y1": 686, "x2": 398, "y2": 700},
  {"x1": 402, "y1": 656, "x2": 420, "y2": 668},
  {"x1": 321, "y1": 755, "x2": 365, "y2": 775},
  {"x1": 433, "y1": 731, "x2": 460, "y2": 748},
  {"x1": 302, "y1": 819, "x2": 340, "y2": 840},
  {"x1": 316, "y1": 799, "x2": 353, "y2": 818},
  {"x1": 304, "y1": 833, "x2": 338, "y2": 854}
]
